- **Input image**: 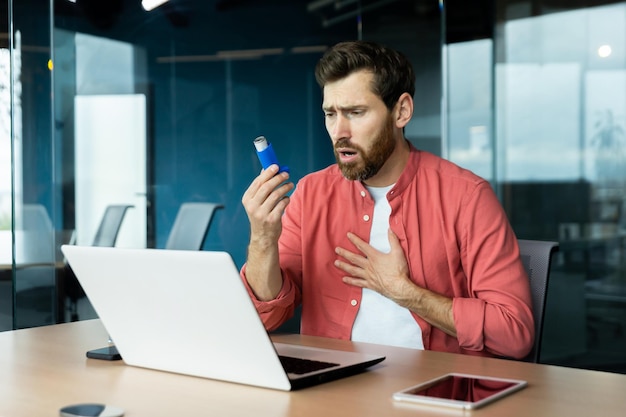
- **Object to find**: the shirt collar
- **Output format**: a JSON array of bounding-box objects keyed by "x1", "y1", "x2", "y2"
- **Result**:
[{"x1": 390, "y1": 141, "x2": 420, "y2": 197}]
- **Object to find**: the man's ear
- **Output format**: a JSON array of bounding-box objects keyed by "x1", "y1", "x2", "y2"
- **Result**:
[{"x1": 395, "y1": 92, "x2": 414, "y2": 128}]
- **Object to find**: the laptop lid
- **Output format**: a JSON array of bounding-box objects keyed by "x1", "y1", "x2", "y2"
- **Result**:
[{"x1": 61, "y1": 245, "x2": 384, "y2": 391}]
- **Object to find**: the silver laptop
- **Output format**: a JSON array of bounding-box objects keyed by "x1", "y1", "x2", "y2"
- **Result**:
[{"x1": 61, "y1": 245, "x2": 385, "y2": 391}]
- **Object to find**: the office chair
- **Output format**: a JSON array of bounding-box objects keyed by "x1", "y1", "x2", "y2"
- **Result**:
[
  {"x1": 91, "y1": 205, "x2": 135, "y2": 247},
  {"x1": 165, "y1": 202, "x2": 223, "y2": 250},
  {"x1": 65, "y1": 204, "x2": 134, "y2": 321},
  {"x1": 517, "y1": 239, "x2": 559, "y2": 363}
]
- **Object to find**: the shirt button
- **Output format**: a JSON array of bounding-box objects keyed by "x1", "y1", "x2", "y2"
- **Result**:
[
  {"x1": 351, "y1": 299, "x2": 358, "y2": 306},
  {"x1": 360, "y1": 191, "x2": 366, "y2": 197},
  {"x1": 363, "y1": 214, "x2": 370, "y2": 222}
]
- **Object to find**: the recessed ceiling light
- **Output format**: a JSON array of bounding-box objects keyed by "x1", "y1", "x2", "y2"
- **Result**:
[
  {"x1": 598, "y1": 44, "x2": 612, "y2": 58},
  {"x1": 142, "y1": 0, "x2": 169, "y2": 12}
]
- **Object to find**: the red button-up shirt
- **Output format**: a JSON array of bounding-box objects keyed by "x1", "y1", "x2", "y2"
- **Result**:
[{"x1": 241, "y1": 145, "x2": 534, "y2": 359}]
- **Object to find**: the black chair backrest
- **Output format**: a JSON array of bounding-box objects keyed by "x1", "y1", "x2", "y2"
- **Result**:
[
  {"x1": 92, "y1": 205, "x2": 134, "y2": 247},
  {"x1": 517, "y1": 239, "x2": 559, "y2": 363},
  {"x1": 165, "y1": 202, "x2": 223, "y2": 250}
]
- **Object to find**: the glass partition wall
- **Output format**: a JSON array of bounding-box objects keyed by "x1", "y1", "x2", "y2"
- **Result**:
[
  {"x1": 445, "y1": 1, "x2": 626, "y2": 373},
  {"x1": 4, "y1": 2, "x2": 442, "y2": 328},
  {"x1": 2, "y1": 1, "x2": 58, "y2": 330}
]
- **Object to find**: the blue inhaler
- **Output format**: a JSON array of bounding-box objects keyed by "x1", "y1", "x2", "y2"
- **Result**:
[{"x1": 254, "y1": 136, "x2": 289, "y2": 174}]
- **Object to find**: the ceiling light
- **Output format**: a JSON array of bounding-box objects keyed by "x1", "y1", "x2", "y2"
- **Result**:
[
  {"x1": 598, "y1": 45, "x2": 612, "y2": 58},
  {"x1": 142, "y1": 0, "x2": 169, "y2": 11}
]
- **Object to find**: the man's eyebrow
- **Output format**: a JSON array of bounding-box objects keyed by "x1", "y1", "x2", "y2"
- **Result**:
[{"x1": 322, "y1": 105, "x2": 365, "y2": 112}]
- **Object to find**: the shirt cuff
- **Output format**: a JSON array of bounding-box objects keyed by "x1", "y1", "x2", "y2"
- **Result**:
[
  {"x1": 453, "y1": 297, "x2": 486, "y2": 351},
  {"x1": 240, "y1": 265, "x2": 295, "y2": 313}
]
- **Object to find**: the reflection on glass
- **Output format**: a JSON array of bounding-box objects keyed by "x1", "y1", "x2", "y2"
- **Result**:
[
  {"x1": 409, "y1": 375, "x2": 518, "y2": 402},
  {"x1": 446, "y1": 2, "x2": 626, "y2": 373}
]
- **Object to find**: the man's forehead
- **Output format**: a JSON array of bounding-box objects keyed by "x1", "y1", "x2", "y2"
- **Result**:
[{"x1": 322, "y1": 74, "x2": 380, "y2": 108}]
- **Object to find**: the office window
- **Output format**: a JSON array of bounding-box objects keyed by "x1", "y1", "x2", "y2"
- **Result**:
[
  {"x1": 444, "y1": 39, "x2": 494, "y2": 181},
  {"x1": 446, "y1": 1, "x2": 626, "y2": 373}
]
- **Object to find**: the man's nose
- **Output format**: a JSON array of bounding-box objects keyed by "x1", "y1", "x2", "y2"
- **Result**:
[{"x1": 330, "y1": 114, "x2": 350, "y2": 140}]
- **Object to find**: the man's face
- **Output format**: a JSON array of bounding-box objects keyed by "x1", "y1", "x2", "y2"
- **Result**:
[{"x1": 322, "y1": 70, "x2": 398, "y2": 181}]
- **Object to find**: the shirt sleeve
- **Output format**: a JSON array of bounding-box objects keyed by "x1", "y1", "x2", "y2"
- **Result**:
[
  {"x1": 240, "y1": 264, "x2": 298, "y2": 331},
  {"x1": 452, "y1": 182, "x2": 535, "y2": 359},
  {"x1": 238, "y1": 179, "x2": 306, "y2": 332}
]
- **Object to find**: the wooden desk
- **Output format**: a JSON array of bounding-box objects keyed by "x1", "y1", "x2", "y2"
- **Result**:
[{"x1": 1, "y1": 320, "x2": 625, "y2": 416}]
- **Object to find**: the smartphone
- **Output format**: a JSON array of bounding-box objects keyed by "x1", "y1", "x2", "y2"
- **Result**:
[
  {"x1": 60, "y1": 403, "x2": 124, "y2": 417},
  {"x1": 253, "y1": 136, "x2": 289, "y2": 173},
  {"x1": 392, "y1": 373, "x2": 527, "y2": 410},
  {"x1": 60, "y1": 403, "x2": 125, "y2": 417},
  {"x1": 86, "y1": 345, "x2": 122, "y2": 361}
]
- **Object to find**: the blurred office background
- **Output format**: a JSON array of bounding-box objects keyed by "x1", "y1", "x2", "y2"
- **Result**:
[{"x1": 1, "y1": 0, "x2": 625, "y2": 374}]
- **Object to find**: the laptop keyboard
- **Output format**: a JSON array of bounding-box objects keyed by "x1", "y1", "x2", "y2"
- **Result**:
[{"x1": 278, "y1": 355, "x2": 340, "y2": 375}]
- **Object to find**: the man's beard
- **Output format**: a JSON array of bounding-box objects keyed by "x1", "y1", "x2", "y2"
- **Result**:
[{"x1": 334, "y1": 116, "x2": 396, "y2": 181}]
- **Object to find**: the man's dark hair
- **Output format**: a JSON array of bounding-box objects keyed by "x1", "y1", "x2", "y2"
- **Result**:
[{"x1": 314, "y1": 41, "x2": 416, "y2": 110}]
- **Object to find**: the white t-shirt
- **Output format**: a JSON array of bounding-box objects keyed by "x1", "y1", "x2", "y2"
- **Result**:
[{"x1": 350, "y1": 185, "x2": 424, "y2": 349}]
